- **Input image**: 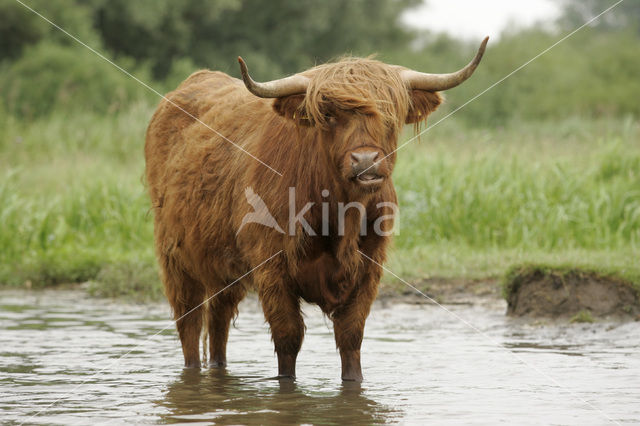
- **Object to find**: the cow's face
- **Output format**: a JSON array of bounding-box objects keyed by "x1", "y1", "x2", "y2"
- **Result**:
[
  {"x1": 240, "y1": 40, "x2": 487, "y2": 193},
  {"x1": 272, "y1": 61, "x2": 443, "y2": 194},
  {"x1": 326, "y1": 109, "x2": 396, "y2": 192}
]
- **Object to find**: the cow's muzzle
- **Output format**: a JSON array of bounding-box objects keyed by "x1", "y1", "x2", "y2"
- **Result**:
[{"x1": 350, "y1": 150, "x2": 384, "y2": 187}]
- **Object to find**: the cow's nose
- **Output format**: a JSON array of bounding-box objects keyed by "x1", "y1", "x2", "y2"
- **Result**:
[{"x1": 351, "y1": 150, "x2": 379, "y2": 174}]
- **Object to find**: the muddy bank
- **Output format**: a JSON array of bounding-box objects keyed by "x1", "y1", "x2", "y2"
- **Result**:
[
  {"x1": 7, "y1": 269, "x2": 639, "y2": 322},
  {"x1": 504, "y1": 266, "x2": 640, "y2": 320},
  {"x1": 378, "y1": 277, "x2": 503, "y2": 307},
  {"x1": 5, "y1": 277, "x2": 505, "y2": 309}
]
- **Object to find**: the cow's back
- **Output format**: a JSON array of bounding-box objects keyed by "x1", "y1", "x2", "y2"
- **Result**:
[
  {"x1": 145, "y1": 71, "x2": 244, "y2": 202},
  {"x1": 144, "y1": 70, "x2": 270, "y2": 282}
]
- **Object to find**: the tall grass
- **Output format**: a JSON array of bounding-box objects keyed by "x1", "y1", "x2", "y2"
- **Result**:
[
  {"x1": 0, "y1": 104, "x2": 638, "y2": 296},
  {"x1": 389, "y1": 117, "x2": 640, "y2": 281},
  {"x1": 394, "y1": 118, "x2": 640, "y2": 250},
  {"x1": 0, "y1": 104, "x2": 156, "y2": 296}
]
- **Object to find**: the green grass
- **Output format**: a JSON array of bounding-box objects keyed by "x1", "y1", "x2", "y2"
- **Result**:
[
  {"x1": 0, "y1": 105, "x2": 639, "y2": 299},
  {"x1": 0, "y1": 104, "x2": 158, "y2": 299},
  {"x1": 387, "y1": 116, "x2": 640, "y2": 286},
  {"x1": 570, "y1": 310, "x2": 595, "y2": 324}
]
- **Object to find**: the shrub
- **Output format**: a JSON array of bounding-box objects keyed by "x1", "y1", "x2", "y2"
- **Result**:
[{"x1": 0, "y1": 42, "x2": 153, "y2": 117}]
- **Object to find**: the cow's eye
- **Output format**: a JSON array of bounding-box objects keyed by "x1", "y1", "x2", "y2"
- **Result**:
[{"x1": 324, "y1": 113, "x2": 337, "y2": 126}]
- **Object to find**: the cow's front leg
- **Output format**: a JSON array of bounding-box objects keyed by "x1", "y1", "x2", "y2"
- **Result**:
[
  {"x1": 332, "y1": 278, "x2": 378, "y2": 382},
  {"x1": 258, "y1": 275, "x2": 304, "y2": 379}
]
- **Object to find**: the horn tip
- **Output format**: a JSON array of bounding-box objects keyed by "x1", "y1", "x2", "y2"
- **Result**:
[
  {"x1": 237, "y1": 57, "x2": 250, "y2": 82},
  {"x1": 237, "y1": 56, "x2": 247, "y2": 71},
  {"x1": 480, "y1": 36, "x2": 489, "y2": 50},
  {"x1": 472, "y1": 36, "x2": 489, "y2": 67}
]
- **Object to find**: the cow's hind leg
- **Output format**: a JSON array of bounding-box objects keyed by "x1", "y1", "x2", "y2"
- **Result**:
[
  {"x1": 164, "y1": 268, "x2": 205, "y2": 368},
  {"x1": 207, "y1": 286, "x2": 246, "y2": 367},
  {"x1": 257, "y1": 274, "x2": 304, "y2": 379}
]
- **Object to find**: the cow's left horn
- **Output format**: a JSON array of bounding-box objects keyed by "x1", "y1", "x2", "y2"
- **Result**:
[
  {"x1": 401, "y1": 36, "x2": 489, "y2": 91},
  {"x1": 238, "y1": 57, "x2": 310, "y2": 98}
]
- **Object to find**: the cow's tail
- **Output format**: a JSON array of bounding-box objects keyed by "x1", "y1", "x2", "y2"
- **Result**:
[{"x1": 201, "y1": 300, "x2": 209, "y2": 365}]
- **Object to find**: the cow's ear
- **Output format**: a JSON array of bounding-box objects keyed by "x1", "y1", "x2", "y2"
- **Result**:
[
  {"x1": 273, "y1": 95, "x2": 312, "y2": 126},
  {"x1": 406, "y1": 90, "x2": 443, "y2": 124}
]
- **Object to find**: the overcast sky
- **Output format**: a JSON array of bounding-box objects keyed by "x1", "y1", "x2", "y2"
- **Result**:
[{"x1": 402, "y1": 0, "x2": 561, "y2": 40}]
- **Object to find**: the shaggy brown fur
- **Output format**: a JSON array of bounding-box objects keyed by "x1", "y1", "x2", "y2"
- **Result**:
[{"x1": 145, "y1": 57, "x2": 442, "y2": 381}]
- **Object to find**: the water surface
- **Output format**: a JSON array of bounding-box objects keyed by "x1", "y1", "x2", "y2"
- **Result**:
[{"x1": 1, "y1": 289, "x2": 639, "y2": 424}]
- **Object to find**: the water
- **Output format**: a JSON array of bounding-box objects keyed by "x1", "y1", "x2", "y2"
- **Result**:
[{"x1": 1, "y1": 289, "x2": 639, "y2": 425}]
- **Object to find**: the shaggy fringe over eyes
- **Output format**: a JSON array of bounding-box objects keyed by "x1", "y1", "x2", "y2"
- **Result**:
[{"x1": 300, "y1": 57, "x2": 411, "y2": 130}]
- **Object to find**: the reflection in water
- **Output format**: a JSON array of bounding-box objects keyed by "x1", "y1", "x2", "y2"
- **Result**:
[
  {"x1": 160, "y1": 368, "x2": 396, "y2": 424},
  {"x1": 502, "y1": 342, "x2": 585, "y2": 357},
  {"x1": 2, "y1": 290, "x2": 640, "y2": 424}
]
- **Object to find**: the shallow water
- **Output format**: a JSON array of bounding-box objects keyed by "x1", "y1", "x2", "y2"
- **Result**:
[{"x1": 1, "y1": 289, "x2": 639, "y2": 425}]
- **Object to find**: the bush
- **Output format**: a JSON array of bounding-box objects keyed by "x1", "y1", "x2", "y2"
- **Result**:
[
  {"x1": 0, "y1": 0, "x2": 100, "y2": 61},
  {"x1": 0, "y1": 42, "x2": 154, "y2": 117},
  {"x1": 385, "y1": 28, "x2": 640, "y2": 126}
]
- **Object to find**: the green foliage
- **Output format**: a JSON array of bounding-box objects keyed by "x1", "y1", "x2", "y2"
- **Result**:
[
  {"x1": 86, "y1": 258, "x2": 163, "y2": 301},
  {"x1": 570, "y1": 310, "x2": 595, "y2": 323},
  {"x1": 1, "y1": 105, "x2": 638, "y2": 295},
  {"x1": 0, "y1": 0, "x2": 100, "y2": 60},
  {"x1": 89, "y1": 0, "x2": 241, "y2": 78},
  {"x1": 2, "y1": 0, "x2": 640, "y2": 122},
  {"x1": 558, "y1": 0, "x2": 640, "y2": 34},
  {"x1": 385, "y1": 28, "x2": 640, "y2": 125},
  {"x1": 1, "y1": 0, "x2": 639, "y2": 297},
  {"x1": 200, "y1": 0, "x2": 419, "y2": 80},
  {"x1": 0, "y1": 42, "x2": 153, "y2": 117},
  {"x1": 393, "y1": 118, "x2": 640, "y2": 251},
  {"x1": 6, "y1": 0, "x2": 418, "y2": 80},
  {"x1": 0, "y1": 0, "x2": 43, "y2": 60},
  {"x1": 0, "y1": 164, "x2": 156, "y2": 288},
  {"x1": 0, "y1": 105, "x2": 157, "y2": 291}
]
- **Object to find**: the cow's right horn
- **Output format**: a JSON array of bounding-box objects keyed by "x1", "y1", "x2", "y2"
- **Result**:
[{"x1": 238, "y1": 57, "x2": 310, "y2": 98}]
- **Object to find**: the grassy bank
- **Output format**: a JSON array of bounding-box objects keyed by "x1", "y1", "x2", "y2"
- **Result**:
[
  {"x1": 501, "y1": 263, "x2": 640, "y2": 301},
  {"x1": 1, "y1": 105, "x2": 638, "y2": 300},
  {"x1": 389, "y1": 116, "x2": 640, "y2": 285},
  {"x1": 0, "y1": 103, "x2": 158, "y2": 299}
]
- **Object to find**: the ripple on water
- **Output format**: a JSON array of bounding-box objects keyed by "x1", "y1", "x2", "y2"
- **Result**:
[{"x1": 1, "y1": 289, "x2": 639, "y2": 425}]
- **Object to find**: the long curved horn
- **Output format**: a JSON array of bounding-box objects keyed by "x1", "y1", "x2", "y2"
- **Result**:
[
  {"x1": 238, "y1": 57, "x2": 310, "y2": 98},
  {"x1": 401, "y1": 36, "x2": 489, "y2": 91}
]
